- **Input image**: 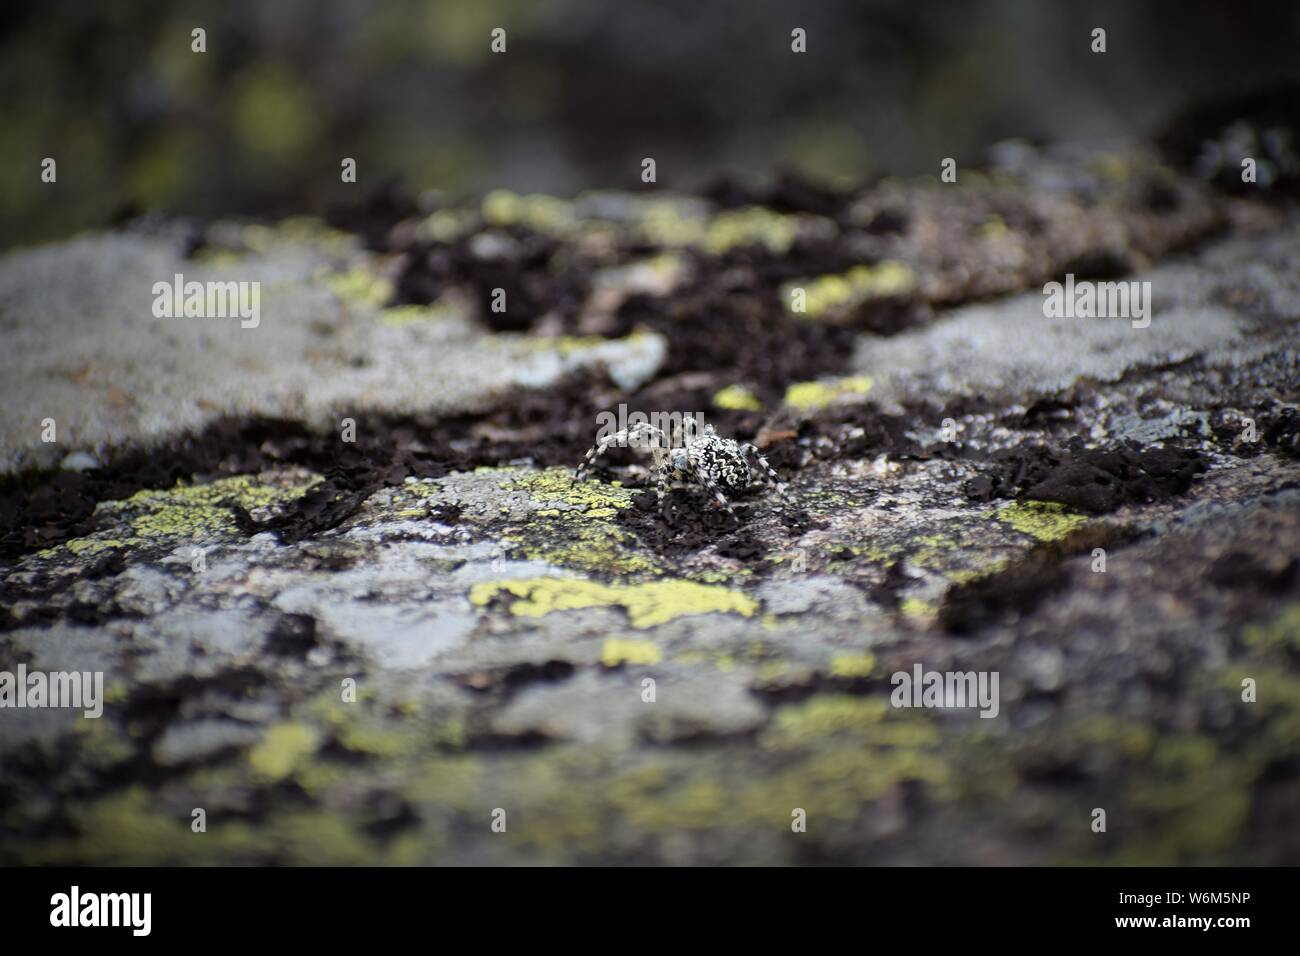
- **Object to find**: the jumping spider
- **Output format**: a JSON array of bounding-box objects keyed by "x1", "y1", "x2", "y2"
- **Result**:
[{"x1": 574, "y1": 418, "x2": 792, "y2": 518}]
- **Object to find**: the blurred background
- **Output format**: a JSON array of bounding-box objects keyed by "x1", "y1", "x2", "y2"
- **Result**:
[{"x1": 3, "y1": 0, "x2": 1299, "y2": 248}]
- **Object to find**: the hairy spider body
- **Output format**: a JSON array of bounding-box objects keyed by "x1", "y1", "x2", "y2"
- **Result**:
[{"x1": 574, "y1": 418, "x2": 790, "y2": 517}]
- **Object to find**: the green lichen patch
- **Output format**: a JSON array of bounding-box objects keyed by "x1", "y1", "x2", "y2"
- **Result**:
[
  {"x1": 1088, "y1": 726, "x2": 1256, "y2": 866},
  {"x1": 248, "y1": 723, "x2": 321, "y2": 782},
  {"x1": 478, "y1": 190, "x2": 812, "y2": 256},
  {"x1": 416, "y1": 208, "x2": 477, "y2": 243},
  {"x1": 1242, "y1": 603, "x2": 1300, "y2": 655},
  {"x1": 323, "y1": 265, "x2": 394, "y2": 310},
  {"x1": 307, "y1": 688, "x2": 468, "y2": 760},
  {"x1": 782, "y1": 261, "x2": 916, "y2": 317},
  {"x1": 1223, "y1": 663, "x2": 1300, "y2": 747},
  {"x1": 763, "y1": 696, "x2": 929, "y2": 749},
  {"x1": 783, "y1": 375, "x2": 873, "y2": 411},
  {"x1": 701, "y1": 206, "x2": 805, "y2": 255},
  {"x1": 712, "y1": 383, "x2": 764, "y2": 412},
  {"x1": 42, "y1": 472, "x2": 320, "y2": 558},
  {"x1": 899, "y1": 596, "x2": 938, "y2": 621},
  {"x1": 14, "y1": 783, "x2": 423, "y2": 866},
  {"x1": 470, "y1": 576, "x2": 759, "y2": 629},
  {"x1": 908, "y1": 532, "x2": 963, "y2": 569},
  {"x1": 1028, "y1": 704, "x2": 1290, "y2": 866},
  {"x1": 600, "y1": 637, "x2": 663, "y2": 666},
  {"x1": 976, "y1": 215, "x2": 1009, "y2": 240},
  {"x1": 60, "y1": 537, "x2": 132, "y2": 558},
  {"x1": 996, "y1": 500, "x2": 1089, "y2": 543},
  {"x1": 510, "y1": 334, "x2": 609, "y2": 354},
  {"x1": 829, "y1": 652, "x2": 876, "y2": 679},
  {"x1": 482, "y1": 190, "x2": 578, "y2": 235},
  {"x1": 946, "y1": 557, "x2": 1014, "y2": 587},
  {"x1": 376, "y1": 299, "x2": 465, "y2": 327},
  {"x1": 127, "y1": 475, "x2": 315, "y2": 539},
  {"x1": 743, "y1": 695, "x2": 958, "y2": 820},
  {"x1": 495, "y1": 468, "x2": 663, "y2": 575},
  {"x1": 507, "y1": 519, "x2": 661, "y2": 577},
  {"x1": 507, "y1": 467, "x2": 637, "y2": 515},
  {"x1": 239, "y1": 216, "x2": 358, "y2": 256}
]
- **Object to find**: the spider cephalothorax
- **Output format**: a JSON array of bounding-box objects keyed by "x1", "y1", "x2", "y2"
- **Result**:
[{"x1": 574, "y1": 417, "x2": 791, "y2": 517}]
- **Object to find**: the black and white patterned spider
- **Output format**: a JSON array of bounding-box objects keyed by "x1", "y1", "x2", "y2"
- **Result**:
[{"x1": 573, "y1": 417, "x2": 791, "y2": 517}]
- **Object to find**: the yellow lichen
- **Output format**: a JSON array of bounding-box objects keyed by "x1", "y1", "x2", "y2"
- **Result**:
[
  {"x1": 240, "y1": 217, "x2": 356, "y2": 256},
  {"x1": 500, "y1": 468, "x2": 660, "y2": 576},
  {"x1": 476, "y1": 192, "x2": 807, "y2": 257},
  {"x1": 997, "y1": 500, "x2": 1089, "y2": 543},
  {"x1": 1242, "y1": 603, "x2": 1300, "y2": 654},
  {"x1": 763, "y1": 695, "x2": 922, "y2": 747},
  {"x1": 417, "y1": 208, "x2": 476, "y2": 243},
  {"x1": 899, "y1": 597, "x2": 937, "y2": 620},
  {"x1": 947, "y1": 556, "x2": 1013, "y2": 586},
  {"x1": 482, "y1": 190, "x2": 577, "y2": 234},
  {"x1": 377, "y1": 300, "x2": 463, "y2": 326},
  {"x1": 63, "y1": 538, "x2": 129, "y2": 557},
  {"x1": 702, "y1": 206, "x2": 803, "y2": 255},
  {"x1": 910, "y1": 533, "x2": 962, "y2": 569},
  {"x1": 248, "y1": 723, "x2": 321, "y2": 781},
  {"x1": 470, "y1": 576, "x2": 759, "y2": 628},
  {"x1": 508, "y1": 467, "x2": 636, "y2": 512},
  {"x1": 44, "y1": 475, "x2": 317, "y2": 556},
  {"x1": 829, "y1": 652, "x2": 876, "y2": 678},
  {"x1": 638, "y1": 199, "x2": 709, "y2": 247},
  {"x1": 510, "y1": 517, "x2": 661, "y2": 577},
  {"x1": 600, "y1": 637, "x2": 663, "y2": 666},
  {"x1": 783, "y1": 375, "x2": 873, "y2": 411},
  {"x1": 512, "y1": 334, "x2": 607, "y2": 354},
  {"x1": 712, "y1": 384, "x2": 764, "y2": 412},
  {"x1": 784, "y1": 261, "x2": 916, "y2": 317},
  {"x1": 324, "y1": 266, "x2": 393, "y2": 310},
  {"x1": 126, "y1": 475, "x2": 317, "y2": 540}
]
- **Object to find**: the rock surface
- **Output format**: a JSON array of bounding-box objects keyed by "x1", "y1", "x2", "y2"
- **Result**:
[{"x1": 2, "y1": 154, "x2": 1298, "y2": 865}]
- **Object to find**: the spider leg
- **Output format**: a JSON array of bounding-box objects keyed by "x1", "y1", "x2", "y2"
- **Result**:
[
  {"x1": 574, "y1": 423, "x2": 669, "y2": 481},
  {"x1": 655, "y1": 460, "x2": 673, "y2": 516},
  {"x1": 695, "y1": 471, "x2": 736, "y2": 518},
  {"x1": 740, "y1": 443, "x2": 794, "y2": 504}
]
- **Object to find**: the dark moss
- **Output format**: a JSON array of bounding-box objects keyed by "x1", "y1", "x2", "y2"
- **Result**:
[{"x1": 965, "y1": 437, "x2": 1208, "y2": 513}]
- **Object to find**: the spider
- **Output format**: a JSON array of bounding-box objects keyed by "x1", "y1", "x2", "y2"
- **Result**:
[{"x1": 573, "y1": 417, "x2": 792, "y2": 517}]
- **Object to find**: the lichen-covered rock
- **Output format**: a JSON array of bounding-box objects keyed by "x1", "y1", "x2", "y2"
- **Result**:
[{"x1": 2, "y1": 164, "x2": 1298, "y2": 864}]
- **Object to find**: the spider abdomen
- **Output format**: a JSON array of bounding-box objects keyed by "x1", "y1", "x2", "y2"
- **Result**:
[{"x1": 691, "y1": 439, "x2": 751, "y2": 492}]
